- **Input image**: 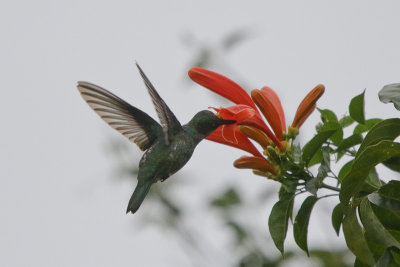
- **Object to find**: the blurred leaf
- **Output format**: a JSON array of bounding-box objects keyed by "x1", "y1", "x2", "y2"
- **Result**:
[
  {"x1": 227, "y1": 221, "x2": 247, "y2": 244},
  {"x1": 292, "y1": 143, "x2": 302, "y2": 163},
  {"x1": 302, "y1": 125, "x2": 339, "y2": 165},
  {"x1": 268, "y1": 190, "x2": 294, "y2": 255},
  {"x1": 339, "y1": 115, "x2": 355, "y2": 128},
  {"x1": 293, "y1": 196, "x2": 318, "y2": 255},
  {"x1": 379, "y1": 83, "x2": 400, "y2": 111},
  {"x1": 340, "y1": 141, "x2": 400, "y2": 205},
  {"x1": 383, "y1": 156, "x2": 400, "y2": 172},
  {"x1": 336, "y1": 134, "x2": 363, "y2": 153},
  {"x1": 222, "y1": 29, "x2": 252, "y2": 50},
  {"x1": 356, "y1": 118, "x2": 400, "y2": 157},
  {"x1": 211, "y1": 188, "x2": 241, "y2": 208},
  {"x1": 338, "y1": 160, "x2": 354, "y2": 183},
  {"x1": 332, "y1": 203, "x2": 344, "y2": 236},
  {"x1": 349, "y1": 90, "x2": 365, "y2": 124},
  {"x1": 309, "y1": 250, "x2": 352, "y2": 267},
  {"x1": 359, "y1": 198, "x2": 400, "y2": 249},
  {"x1": 379, "y1": 181, "x2": 400, "y2": 201},
  {"x1": 354, "y1": 118, "x2": 383, "y2": 134},
  {"x1": 342, "y1": 204, "x2": 375, "y2": 266}
]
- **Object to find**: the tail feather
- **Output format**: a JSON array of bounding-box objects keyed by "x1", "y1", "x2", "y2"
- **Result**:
[{"x1": 126, "y1": 182, "x2": 152, "y2": 214}]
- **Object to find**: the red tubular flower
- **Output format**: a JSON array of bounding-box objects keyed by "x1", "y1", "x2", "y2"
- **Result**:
[
  {"x1": 207, "y1": 127, "x2": 264, "y2": 158},
  {"x1": 234, "y1": 156, "x2": 278, "y2": 175},
  {"x1": 260, "y1": 87, "x2": 286, "y2": 132},
  {"x1": 251, "y1": 89, "x2": 285, "y2": 140},
  {"x1": 189, "y1": 67, "x2": 283, "y2": 149},
  {"x1": 291, "y1": 84, "x2": 325, "y2": 129},
  {"x1": 188, "y1": 67, "x2": 258, "y2": 111}
]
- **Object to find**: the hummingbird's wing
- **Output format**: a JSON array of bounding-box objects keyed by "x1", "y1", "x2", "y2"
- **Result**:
[
  {"x1": 77, "y1": 82, "x2": 162, "y2": 151},
  {"x1": 136, "y1": 63, "x2": 182, "y2": 145}
]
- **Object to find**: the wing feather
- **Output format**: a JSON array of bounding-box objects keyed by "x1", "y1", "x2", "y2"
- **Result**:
[
  {"x1": 135, "y1": 63, "x2": 182, "y2": 144},
  {"x1": 77, "y1": 81, "x2": 161, "y2": 151}
]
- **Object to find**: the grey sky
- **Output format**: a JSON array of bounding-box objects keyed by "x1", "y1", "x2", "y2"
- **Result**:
[{"x1": 1, "y1": 0, "x2": 400, "y2": 266}]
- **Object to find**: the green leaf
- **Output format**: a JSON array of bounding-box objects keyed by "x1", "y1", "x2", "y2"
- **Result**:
[
  {"x1": 268, "y1": 190, "x2": 294, "y2": 255},
  {"x1": 293, "y1": 196, "x2": 318, "y2": 255},
  {"x1": 379, "y1": 181, "x2": 400, "y2": 202},
  {"x1": 339, "y1": 115, "x2": 355, "y2": 128},
  {"x1": 302, "y1": 126, "x2": 339, "y2": 165},
  {"x1": 318, "y1": 108, "x2": 339, "y2": 124},
  {"x1": 369, "y1": 193, "x2": 400, "y2": 213},
  {"x1": 210, "y1": 188, "x2": 241, "y2": 208},
  {"x1": 357, "y1": 118, "x2": 400, "y2": 157},
  {"x1": 332, "y1": 204, "x2": 344, "y2": 236},
  {"x1": 338, "y1": 160, "x2": 354, "y2": 182},
  {"x1": 383, "y1": 156, "x2": 400, "y2": 172},
  {"x1": 318, "y1": 121, "x2": 343, "y2": 146},
  {"x1": 342, "y1": 204, "x2": 375, "y2": 266},
  {"x1": 354, "y1": 258, "x2": 371, "y2": 267},
  {"x1": 379, "y1": 83, "x2": 400, "y2": 111},
  {"x1": 371, "y1": 203, "x2": 400, "y2": 231},
  {"x1": 359, "y1": 198, "x2": 400, "y2": 249},
  {"x1": 375, "y1": 247, "x2": 392, "y2": 267},
  {"x1": 336, "y1": 133, "x2": 363, "y2": 153},
  {"x1": 349, "y1": 90, "x2": 366, "y2": 124},
  {"x1": 374, "y1": 247, "x2": 400, "y2": 267},
  {"x1": 340, "y1": 141, "x2": 400, "y2": 205},
  {"x1": 306, "y1": 147, "x2": 330, "y2": 195},
  {"x1": 354, "y1": 118, "x2": 383, "y2": 134},
  {"x1": 308, "y1": 149, "x2": 323, "y2": 167}
]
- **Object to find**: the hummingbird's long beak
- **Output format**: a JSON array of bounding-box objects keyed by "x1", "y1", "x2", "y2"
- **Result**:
[{"x1": 218, "y1": 118, "x2": 236, "y2": 125}]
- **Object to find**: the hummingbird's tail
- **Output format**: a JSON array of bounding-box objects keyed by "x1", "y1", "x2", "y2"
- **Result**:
[{"x1": 126, "y1": 182, "x2": 152, "y2": 214}]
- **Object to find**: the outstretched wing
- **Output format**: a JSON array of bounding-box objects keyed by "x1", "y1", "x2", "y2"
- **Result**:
[
  {"x1": 77, "y1": 81, "x2": 162, "y2": 151},
  {"x1": 136, "y1": 63, "x2": 182, "y2": 144}
]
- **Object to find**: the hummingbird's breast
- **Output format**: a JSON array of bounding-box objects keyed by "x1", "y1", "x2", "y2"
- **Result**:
[{"x1": 137, "y1": 131, "x2": 197, "y2": 183}]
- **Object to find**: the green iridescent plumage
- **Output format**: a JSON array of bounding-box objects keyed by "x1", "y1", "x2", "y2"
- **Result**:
[{"x1": 77, "y1": 64, "x2": 234, "y2": 214}]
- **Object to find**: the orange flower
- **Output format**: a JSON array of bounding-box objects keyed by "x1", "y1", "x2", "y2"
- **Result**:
[
  {"x1": 188, "y1": 67, "x2": 325, "y2": 175},
  {"x1": 234, "y1": 156, "x2": 278, "y2": 175},
  {"x1": 189, "y1": 67, "x2": 283, "y2": 149},
  {"x1": 251, "y1": 87, "x2": 286, "y2": 140},
  {"x1": 291, "y1": 84, "x2": 325, "y2": 129}
]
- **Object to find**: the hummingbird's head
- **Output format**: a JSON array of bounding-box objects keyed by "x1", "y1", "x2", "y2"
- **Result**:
[{"x1": 189, "y1": 110, "x2": 236, "y2": 137}]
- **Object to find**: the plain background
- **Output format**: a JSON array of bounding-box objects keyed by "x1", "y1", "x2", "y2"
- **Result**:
[{"x1": 1, "y1": 1, "x2": 400, "y2": 266}]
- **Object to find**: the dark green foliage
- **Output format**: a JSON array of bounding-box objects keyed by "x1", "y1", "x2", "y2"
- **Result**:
[
  {"x1": 349, "y1": 90, "x2": 365, "y2": 124},
  {"x1": 293, "y1": 196, "x2": 318, "y2": 255}
]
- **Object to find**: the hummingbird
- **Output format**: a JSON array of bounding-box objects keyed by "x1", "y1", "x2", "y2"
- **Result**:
[{"x1": 77, "y1": 64, "x2": 235, "y2": 214}]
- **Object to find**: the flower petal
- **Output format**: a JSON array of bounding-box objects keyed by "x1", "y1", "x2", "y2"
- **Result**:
[
  {"x1": 238, "y1": 115, "x2": 283, "y2": 149},
  {"x1": 251, "y1": 89, "x2": 284, "y2": 140},
  {"x1": 233, "y1": 156, "x2": 277, "y2": 175},
  {"x1": 211, "y1": 104, "x2": 256, "y2": 122},
  {"x1": 207, "y1": 127, "x2": 263, "y2": 157},
  {"x1": 239, "y1": 125, "x2": 272, "y2": 149},
  {"x1": 188, "y1": 67, "x2": 258, "y2": 110},
  {"x1": 260, "y1": 87, "x2": 286, "y2": 132},
  {"x1": 291, "y1": 84, "x2": 325, "y2": 129}
]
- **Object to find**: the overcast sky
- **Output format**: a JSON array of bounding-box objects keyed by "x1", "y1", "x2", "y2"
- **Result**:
[{"x1": 1, "y1": 1, "x2": 400, "y2": 266}]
